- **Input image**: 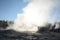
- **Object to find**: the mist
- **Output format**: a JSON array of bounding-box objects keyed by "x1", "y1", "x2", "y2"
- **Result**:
[{"x1": 7, "y1": 0, "x2": 56, "y2": 32}]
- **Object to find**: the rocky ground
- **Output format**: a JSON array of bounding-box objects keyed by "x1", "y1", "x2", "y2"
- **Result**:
[{"x1": 0, "y1": 30, "x2": 60, "y2": 40}]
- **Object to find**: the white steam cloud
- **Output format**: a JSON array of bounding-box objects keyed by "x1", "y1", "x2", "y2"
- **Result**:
[{"x1": 7, "y1": 0, "x2": 56, "y2": 32}]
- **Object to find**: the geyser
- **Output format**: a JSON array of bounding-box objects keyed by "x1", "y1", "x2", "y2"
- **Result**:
[{"x1": 7, "y1": 0, "x2": 56, "y2": 32}]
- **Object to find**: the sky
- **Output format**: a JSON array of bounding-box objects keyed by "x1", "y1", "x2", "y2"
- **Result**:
[
  {"x1": 0, "y1": 0, "x2": 28, "y2": 21},
  {"x1": 0, "y1": 0, "x2": 60, "y2": 23},
  {"x1": 49, "y1": 0, "x2": 60, "y2": 23}
]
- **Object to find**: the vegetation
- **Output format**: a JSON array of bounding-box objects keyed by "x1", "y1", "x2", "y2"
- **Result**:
[
  {"x1": 0, "y1": 20, "x2": 8, "y2": 29},
  {"x1": 37, "y1": 23, "x2": 60, "y2": 33}
]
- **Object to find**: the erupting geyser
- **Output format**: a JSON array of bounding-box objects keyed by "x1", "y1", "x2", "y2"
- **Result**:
[{"x1": 7, "y1": 0, "x2": 56, "y2": 32}]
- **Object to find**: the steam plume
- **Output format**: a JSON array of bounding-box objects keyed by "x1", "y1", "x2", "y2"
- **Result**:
[{"x1": 7, "y1": 0, "x2": 56, "y2": 32}]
